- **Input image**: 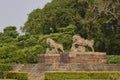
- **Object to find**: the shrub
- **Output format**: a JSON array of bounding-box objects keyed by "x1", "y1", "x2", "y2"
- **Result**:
[
  {"x1": 6, "y1": 72, "x2": 28, "y2": 80},
  {"x1": 0, "y1": 71, "x2": 4, "y2": 78},
  {"x1": 107, "y1": 55, "x2": 120, "y2": 64},
  {"x1": 0, "y1": 64, "x2": 13, "y2": 71},
  {"x1": 0, "y1": 64, "x2": 13, "y2": 79},
  {"x1": 45, "y1": 71, "x2": 120, "y2": 80}
]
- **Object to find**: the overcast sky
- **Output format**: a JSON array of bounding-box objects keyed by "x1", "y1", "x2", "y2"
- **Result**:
[{"x1": 0, "y1": 0, "x2": 51, "y2": 32}]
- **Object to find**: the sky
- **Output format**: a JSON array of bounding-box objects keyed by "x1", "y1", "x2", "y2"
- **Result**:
[{"x1": 0, "y1": 0, "x2": 51, "y2": 32}]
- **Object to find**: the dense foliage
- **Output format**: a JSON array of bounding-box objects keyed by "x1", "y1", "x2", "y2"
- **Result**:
[
  {"x1": 0, "y1": 0, "x2": 120, "y2": 64},
  {"x1": 0, "y1": 27, "x2": 73, "y2": 64},
  {"x1": 45, "y1": 71, "x2": 120, "y2": 80}
]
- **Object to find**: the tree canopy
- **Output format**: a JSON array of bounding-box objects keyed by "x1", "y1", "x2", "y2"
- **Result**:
[{"x1": 21, "y1": 0, "x2": 120, "y2": 54}]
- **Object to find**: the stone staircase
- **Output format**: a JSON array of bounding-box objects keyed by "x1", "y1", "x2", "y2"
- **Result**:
[
  {"x1": 13, "y1": 64, "x2": 43, "y2": 80},
  {"x1": 29, "y1": 64, "x2": 44, "y2": 80}
]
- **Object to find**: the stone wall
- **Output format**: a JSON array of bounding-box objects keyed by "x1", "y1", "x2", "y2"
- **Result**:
[
  {"x1": 38, "y1": 64, "x2": 120, "y2": 71},
  {"x1": 38, "y1": 52, "x2": 106, "y2": 64}
]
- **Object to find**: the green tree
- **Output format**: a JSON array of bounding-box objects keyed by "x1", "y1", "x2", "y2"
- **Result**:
[
  {"x1": 20, "y1": 0, "x2": 120, "y2": 54},
  {"x1": 4, "y1": 26, "x2": 19, "y2": 38},
  {"x1": 0, "y1": 26, "x2": 19, "y2": 45},
  {"x1": 21, "y1": 0, "x2": 85, "y2": 34}
]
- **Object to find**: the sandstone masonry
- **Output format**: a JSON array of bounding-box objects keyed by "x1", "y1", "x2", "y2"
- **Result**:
[{"x1": 38, "y1": 52, "x2": 106, "y2": 64}]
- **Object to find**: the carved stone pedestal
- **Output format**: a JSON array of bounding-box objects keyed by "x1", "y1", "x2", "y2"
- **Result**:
[
  {"x1": 38, "y1": 54, "x2": 60, "y2": 64},
  {"x1": 60, "y1": 52, "x2": 106, "y2": 64},
  {"x1": 38, "y1": 52, "x2": 106, "y2": 64}
]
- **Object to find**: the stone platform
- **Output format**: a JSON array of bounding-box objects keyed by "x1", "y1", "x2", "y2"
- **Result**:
[
  {"x1": 38, "y1": 52, "x2": 106, "y2": 64},
  {"x1": 13, "y1": 63, "x2": 120, "y2": 80}
]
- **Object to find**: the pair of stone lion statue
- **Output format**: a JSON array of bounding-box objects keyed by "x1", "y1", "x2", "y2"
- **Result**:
[{"x1": 46, "y1": 35, "x2": 94, "y2": 54}]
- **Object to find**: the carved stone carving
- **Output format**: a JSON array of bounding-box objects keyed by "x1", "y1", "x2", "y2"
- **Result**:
[
  {"x1": 46, "y1": 38, "x2": 64, "y2": 54},
  {"x1": 71, "y1": 35, "x2": 94, "y2": 52}
]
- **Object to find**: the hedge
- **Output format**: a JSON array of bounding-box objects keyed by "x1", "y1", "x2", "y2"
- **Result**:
[
  {"x1": 0, "y1": 64, "x2": 13, "y2": 79},
  {"x1": 45, "y1": 71, "x2": 120, "y2": 80},
  {"x1": 0, "y1": 79, "x2": 17, "y2": 80},
  {"x1": 6, "y1": 72, "x2": 28, "y2": 80}
]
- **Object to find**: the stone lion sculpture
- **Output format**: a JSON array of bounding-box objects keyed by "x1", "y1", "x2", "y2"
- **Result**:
[
  {"x1": 84, "y1": 39, "x2": 94, "y2": 52},
  {"x1": 46, "y1": 38, "x2": 64, "y2": 54},
  {"x1": 71, "y1": 35, "x2": 94, "y2": 52},
  {"x1": 45, "y1": 48, "x2": 57, "y2": 54}
]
